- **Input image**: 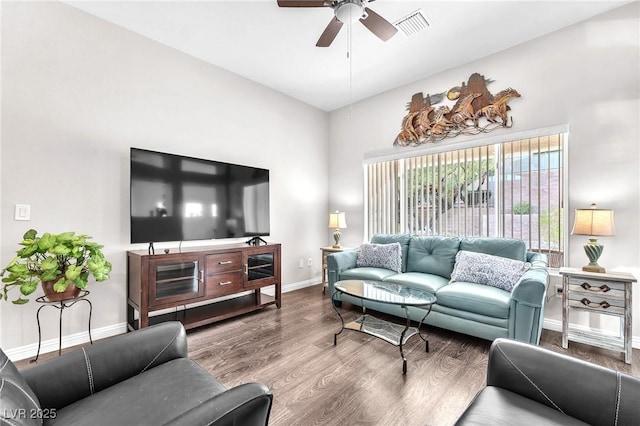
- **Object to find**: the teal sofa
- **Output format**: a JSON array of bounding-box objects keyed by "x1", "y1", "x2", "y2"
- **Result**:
[{"x1": 327, "y1": 235, "x2": 549, "y2": 345}]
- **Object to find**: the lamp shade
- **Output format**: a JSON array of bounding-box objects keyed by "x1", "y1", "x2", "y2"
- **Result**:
[
  {"x1": 329, "y1": 211, "x2": 347, "y2": 229},
  {"x1": 571, "y1": 204, "x2": 615, "y2": 236}
]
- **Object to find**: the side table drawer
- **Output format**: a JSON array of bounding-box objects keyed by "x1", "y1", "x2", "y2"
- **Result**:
[
  {"x1": 567, "y1": 277, "x2": 625, "y2": 300},
  {"x1": 568, "y1": 292, "x2": 625, "y2": 315}
]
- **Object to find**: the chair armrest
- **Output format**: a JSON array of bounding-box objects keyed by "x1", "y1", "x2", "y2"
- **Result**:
[
  {"x1": 488, "y1": 338, "x2": 640, "y2": 425},
  {"x1": 23, "y1": 321, "x2": 187, "y2": 410},
  {"x1": 165, "y1": 382, "x2": 273, "y2": 426},
  {"x1": 327, "y1": 250, "x2": 358, "y2": 294}
]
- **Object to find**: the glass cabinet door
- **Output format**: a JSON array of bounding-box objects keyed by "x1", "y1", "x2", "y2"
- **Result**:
[
  {"x1": 247, "y1": 253, "x2": 274, "y2": 281},
  {"x1": 244, "y1": 250, "x2": 276, "y2": 289},
  {"x1": 149, "y1": 256, "x2": 203, "y2": 306}
]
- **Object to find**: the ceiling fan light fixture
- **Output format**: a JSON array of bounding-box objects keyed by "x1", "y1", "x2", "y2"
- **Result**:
[{"x1": 335, "y1": 1, "x2": 365, "y2": 24}]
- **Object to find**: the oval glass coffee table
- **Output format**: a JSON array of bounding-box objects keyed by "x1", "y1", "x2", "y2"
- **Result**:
[{"x1": 332, "y1": 279, "x2": 437, "y2": 374}]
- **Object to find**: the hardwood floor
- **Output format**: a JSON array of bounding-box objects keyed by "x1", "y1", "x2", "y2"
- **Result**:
[
  {"x1": 186, "y1": 285, "x2": 640, "y2": 426},
  {"x1": 17, "y1": 284, "x2": 640, "y2": 425}
]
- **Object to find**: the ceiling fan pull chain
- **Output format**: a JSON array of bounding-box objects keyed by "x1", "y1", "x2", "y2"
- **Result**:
[{"x1": 348, "y1": 22, "x2": 353, "y2": 103}]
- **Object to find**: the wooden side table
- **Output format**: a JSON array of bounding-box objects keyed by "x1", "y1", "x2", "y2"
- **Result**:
[
  {"x1": 559, "y1": 267, "x2": 636, "y2": 364},
  {"x1": 320, "y1": 246, "x2": 352, "y2": 294}
]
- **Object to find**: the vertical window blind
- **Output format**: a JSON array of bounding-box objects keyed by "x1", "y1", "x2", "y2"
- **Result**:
[{"x1": 365, "y1": 133, "x2": 565, "y2": 267}]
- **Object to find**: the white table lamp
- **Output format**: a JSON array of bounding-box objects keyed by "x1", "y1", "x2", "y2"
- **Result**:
[
  {"x1": 571, "y1": 203, "x2": 615, "y2": 273},
  {"x1": 329, "y1": 211, "x2": 347, "y2": 248}
]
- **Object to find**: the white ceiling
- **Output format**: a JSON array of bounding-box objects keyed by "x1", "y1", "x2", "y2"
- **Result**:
[{"x1": 64, "y1": 0, "x2": 631, "y2": 112}]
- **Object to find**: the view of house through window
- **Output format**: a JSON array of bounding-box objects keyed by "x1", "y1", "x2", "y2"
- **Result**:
[{"x1": 365, "y1": 133, "x2": 565, "y2": 267}]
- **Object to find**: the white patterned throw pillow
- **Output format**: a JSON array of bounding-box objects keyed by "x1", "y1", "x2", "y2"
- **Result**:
[
  {"x1": 356, "y1": 242, "x2": 402, "y2": 273},
  {"x1": 450, "y1": 250, "x2": 529, "y2": 292}
]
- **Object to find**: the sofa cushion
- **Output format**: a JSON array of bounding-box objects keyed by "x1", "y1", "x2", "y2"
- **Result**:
[
  {"x1": 436, "y1": 282, "x2": 512, "y2": 318},
  {"x1": 1, "y1": 349, "x2": 42, "y2": 426},
  {"x1": 48, "y1": 358, "x2": 227, "y2": 425},
  {"x1": 451, "y1": 250, "x2": 529, "y2": 292},
  {"x1": 356, "y1": 242, "x2": 402, "y2": 273},
  {"x1": 371, "y1": 234, "x2": 411, "y2": 272},
  {"x1": 382, "y1": 272, "x2": 449, "y2": 294},
  {"x1": 406, "y1": 236, "x2": 460, "y2": 279},
  {"x1": 339, "y1": 267, "x2": 399, "y2": 283},
  {"x1": 460, "y1": 237, "x2": 527, "y2": 261}
]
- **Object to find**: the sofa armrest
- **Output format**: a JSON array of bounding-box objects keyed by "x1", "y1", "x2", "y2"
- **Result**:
[
  {"x1": 509, "y1": 255, "x2": 548, "y2": 344},
  {"x1": 511, "y1": 265, "x2": 548, "y2": 308},
  {"x1": 487, "y1": 338, "x2": 640, "y2": 425},
  {"x1": 326, "y1": 250, "x2": 358, "y2": 295},
  {"x1": 23, "y1": 321, "x2": 187, "y2": 410},
  {"x1": 526, "y1": 251, "x2": 548, "y2": 267},
  {"x1": 165, "y1": 382, "x2": 273, "y2": 426}
]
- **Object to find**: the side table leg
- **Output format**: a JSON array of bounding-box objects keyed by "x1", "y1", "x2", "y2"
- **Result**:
[
  {"x1": 562, "y1": 275, "x2": 569, "y2": 349},
  {"x1": 624, "y1": 285, "x2": 631, "y2": 364}
]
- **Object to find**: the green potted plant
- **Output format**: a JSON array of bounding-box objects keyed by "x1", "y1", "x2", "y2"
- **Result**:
[{"x1": 1, "y1": 229, "x2": 112, "y2": 304}]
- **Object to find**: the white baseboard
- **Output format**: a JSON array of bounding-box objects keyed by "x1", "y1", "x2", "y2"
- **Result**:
[
  {"x1": 279, "y1": 277, "x2": 321, "y2": 294},
  {"x1": 5, "y1": 322, "x2": 127, "y2": 362},
  {"x1": 543, "y1": 318, "x2": 640, "y2": 349},
  {"x1": 5, "y1": 277, "x2": 322, "y2": 362},
  {"x1": 7, "y1": 305, "x2": 636, "y2": 362}
]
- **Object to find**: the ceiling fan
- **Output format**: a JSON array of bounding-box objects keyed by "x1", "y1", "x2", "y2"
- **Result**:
[{"x1": 277, "y1": 0, "x2": 398, "y2": 47}]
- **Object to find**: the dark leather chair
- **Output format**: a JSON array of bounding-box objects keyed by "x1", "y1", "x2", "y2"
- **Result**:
[
  {"x1": 1, "y1": 321, "x2": 272, "y2": 426},
  {"x1": 455, "y1": 338, "x2": 640, "y2": 425}
]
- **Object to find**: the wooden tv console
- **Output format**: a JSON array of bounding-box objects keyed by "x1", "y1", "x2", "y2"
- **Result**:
[{"x1": 127, "y1": 242, "x2": 281, "y2": 331}]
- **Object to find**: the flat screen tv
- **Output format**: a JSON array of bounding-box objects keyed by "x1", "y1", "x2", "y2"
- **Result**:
[{"x1": 130, "y1": 148, "x2": 270, "y2": 244}]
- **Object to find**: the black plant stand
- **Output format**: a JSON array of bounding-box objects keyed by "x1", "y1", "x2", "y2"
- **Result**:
[{"x1": 31, "y1": 290, "x2": 93, "y2": 363}]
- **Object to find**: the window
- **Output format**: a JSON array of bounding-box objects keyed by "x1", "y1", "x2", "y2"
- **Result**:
[{"x1": 365, "y1": 133, "x2": 565, "y2": 267}]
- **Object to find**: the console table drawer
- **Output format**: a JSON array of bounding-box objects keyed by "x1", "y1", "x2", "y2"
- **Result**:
[
  {"x1": 206, "y1": 253, "x2": 242, "y2": 273},
  {"x1": 206, "y1": 272, "x2": 243, "y2": 296}
]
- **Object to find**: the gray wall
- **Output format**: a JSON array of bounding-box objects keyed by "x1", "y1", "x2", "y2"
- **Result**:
[
  {"x1": 1, "y1": 1, "x2": 329, "y2": 354},
  {"x1": 328, "y1": 3, "x2": 640, "y2": 343},
  {"x1": 2, "y1": 1, "x2": 638, "y2": 355}
]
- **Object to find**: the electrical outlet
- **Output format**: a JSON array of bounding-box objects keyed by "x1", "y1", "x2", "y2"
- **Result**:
[
  {"x1": 555, "y1": 284, "x2": 563, "y2": 294},
  {"x1": 298, "y1": 259, "x2": 304, "y2": 268},
  {"x1": 307, "y1": 258, "x2": 313, "y2": 267}
]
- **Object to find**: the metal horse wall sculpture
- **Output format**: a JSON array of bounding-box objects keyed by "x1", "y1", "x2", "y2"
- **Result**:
[{"x1": 394, "y1": 73, "x2": 521, "y2": 146}]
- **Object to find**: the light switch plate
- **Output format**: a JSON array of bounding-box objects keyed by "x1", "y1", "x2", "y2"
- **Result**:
[{"x1": 14, "y1": 204, "x2": 31, "y2": 221}]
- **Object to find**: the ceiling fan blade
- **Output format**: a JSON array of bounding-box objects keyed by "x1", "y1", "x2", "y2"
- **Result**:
[
  {"x1": 360, "y1": 7, "x2": 398, "y2": 42},
  {"x1": 277, "y1": 0, "x2": 332, "y2": 7},
  {"x1": 316, "y1": 17, "x2": 343, "y2": 47}
]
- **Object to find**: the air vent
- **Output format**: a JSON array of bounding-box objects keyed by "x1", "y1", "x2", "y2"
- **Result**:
[{"x1": 393, "y1": 9, "x2": 430, "y2": 38}]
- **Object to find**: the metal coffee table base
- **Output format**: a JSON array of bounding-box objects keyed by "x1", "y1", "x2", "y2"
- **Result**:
[{"x1": 333, "y1": 302, "x2": 432, "y2": 374}]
